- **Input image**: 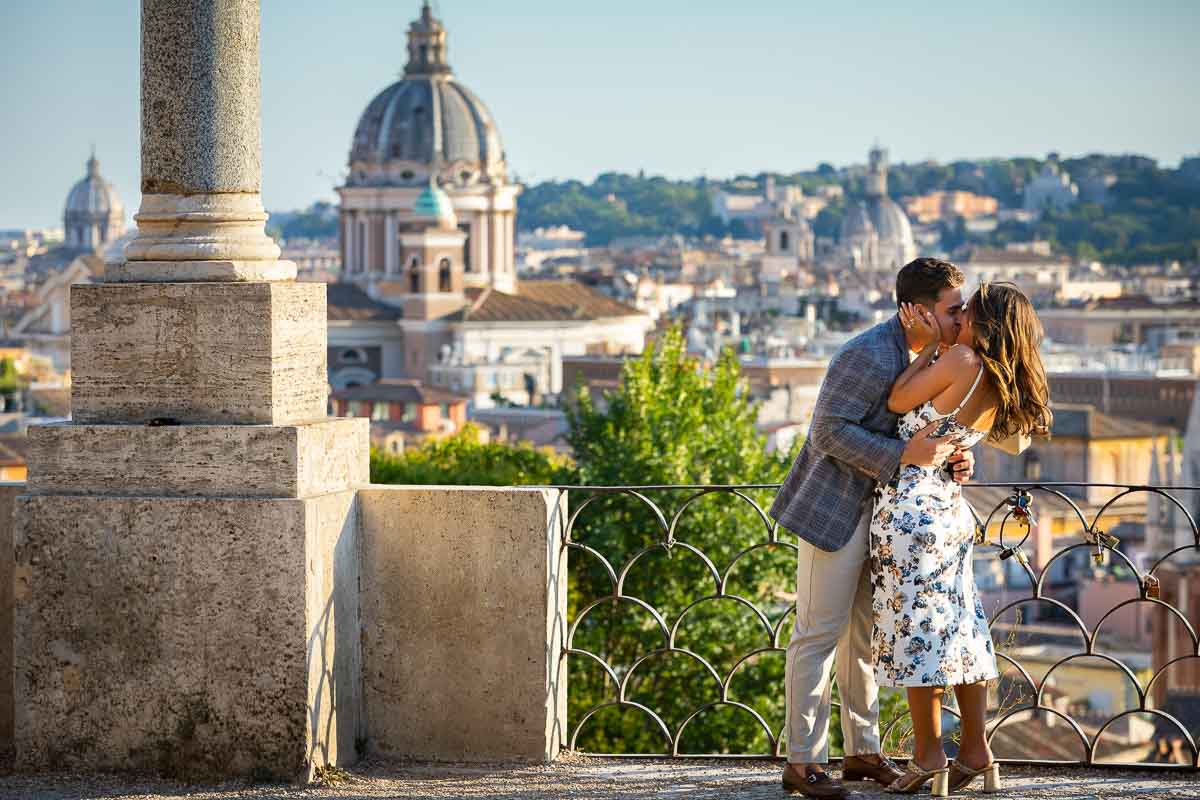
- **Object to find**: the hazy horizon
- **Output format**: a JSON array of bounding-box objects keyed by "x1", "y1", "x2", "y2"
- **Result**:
[{"x1": 3, "y1": 0, "x2": 1197, "y2": 229}]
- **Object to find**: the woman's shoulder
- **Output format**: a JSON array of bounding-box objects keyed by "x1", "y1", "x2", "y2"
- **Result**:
[{"x1": 940, "y1": 343, "x2": 981, "y2": 370}]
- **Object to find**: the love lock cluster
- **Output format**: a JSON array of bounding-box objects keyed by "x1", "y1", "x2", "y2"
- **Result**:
[{"x1": 998, "y1": 489, "x2": 1036, "y2": 566}]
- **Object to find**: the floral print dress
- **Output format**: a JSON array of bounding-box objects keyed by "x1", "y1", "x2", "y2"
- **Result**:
[{"x1": 869, "y1": 367, "x2": 999, "y2": 687}]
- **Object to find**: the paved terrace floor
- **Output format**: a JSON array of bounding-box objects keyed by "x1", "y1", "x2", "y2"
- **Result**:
[{"x1": 0, "y1": 755, "x2": 1197, "y2": 800}]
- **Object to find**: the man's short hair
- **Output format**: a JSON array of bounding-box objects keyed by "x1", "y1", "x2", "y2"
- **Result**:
[{"x1": 896, "y1": 257, "x2": 965, "y2": 307}]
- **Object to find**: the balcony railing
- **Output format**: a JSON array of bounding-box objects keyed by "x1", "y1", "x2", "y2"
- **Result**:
[{"x1": 554, "y1": 482, "x2": 1200, "y2": 771}]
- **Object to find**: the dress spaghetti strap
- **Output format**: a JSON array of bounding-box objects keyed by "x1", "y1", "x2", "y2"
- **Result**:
[{"x1": 951, "y1": 366, "x2": 986, "y2": 417}]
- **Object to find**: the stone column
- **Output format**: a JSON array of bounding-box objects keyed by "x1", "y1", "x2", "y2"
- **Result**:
[
  {"x1": 14, "y1": 0, "x2": 367, "y2": 781},
  {"x1": 384, "y1": 212, "x2": 397, "y2": 274},
  {"x1": 342, "y1": 211, "x2": 355, "y2": 273}
]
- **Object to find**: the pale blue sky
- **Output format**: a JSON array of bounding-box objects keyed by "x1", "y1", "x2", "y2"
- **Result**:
[{"x1": 2, "y1": 1, "x2": 1197, "y2": 228}]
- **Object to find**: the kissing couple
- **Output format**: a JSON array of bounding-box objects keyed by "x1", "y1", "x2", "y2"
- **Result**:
[{"x1": 771, "y1": 257, "x2": 1052, "y2": 797}]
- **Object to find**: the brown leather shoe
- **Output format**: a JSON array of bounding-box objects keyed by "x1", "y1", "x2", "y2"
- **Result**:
[
  {"x1": 842, "y1": 753, "x2": 904, "y2": 785},
  {"x1": 782, "y1": 764, "x2": 848, "y2": 798}
]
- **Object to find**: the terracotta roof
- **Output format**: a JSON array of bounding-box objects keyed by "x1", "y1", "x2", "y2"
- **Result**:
[
  {"x1": 455, "y1": 280, "x2": 642, "y2": 323},
  {"x1": 964, "y1": 247, "x2": 1070, "y2": 265},
  {"x1": 1076, "y1": 295, "x2": 1200, "y2": 312},
  {"x1": 1050, "y1": 403, "x2": 1164, "y2": 439},
  {"x1": 331, "y1": 379, "x2": 467, "y2": 405},
  {"x1": 327, "y1": 283, "x2": 402, "y2": 322}
]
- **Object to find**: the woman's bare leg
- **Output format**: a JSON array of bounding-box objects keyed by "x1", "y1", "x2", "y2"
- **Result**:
[
  {"x1": 907, "y1": 686, "x2": 949, "y2": 770},
  {"x1": 952, "y1": 681, "x2": 993, "y2": 769}
]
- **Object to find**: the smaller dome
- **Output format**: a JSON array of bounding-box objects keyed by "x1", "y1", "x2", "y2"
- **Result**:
[
  {"x1": 65, "y1": 154, "x2": 122, "y2": 218},
  {"x1": 411, "y1": 182, "x2": 457, "y2": 229},
  {"x1": 867, "y1": 196, "x2": 914, "y2": 246},
  {"x1": 840, "y1": 202, "x2": 875, "y2": 240}
]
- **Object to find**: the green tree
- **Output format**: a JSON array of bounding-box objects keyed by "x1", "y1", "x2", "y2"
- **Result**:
[
  {"x1": 0, "y1": 358, "x2": 19, "y2": 398},
  {"x1": 562, "y1": 328, "x2": 817, "y2": 754},
  {"x1": 369, "y1": 423, "x2": 567, "y2": 486}
]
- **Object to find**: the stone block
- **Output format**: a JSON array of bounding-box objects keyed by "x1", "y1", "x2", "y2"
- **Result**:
[
  {"x1": 71, "y1": 282, "x2": 328, "y2": 425},
  {"x1": 358, "y1": 486, "x2": 567, "y2": 762},
  {"x1": 13, "y1": 491, "x2": 361, "y2": 779},
  {"x1": 26, "y1": 418, "x2": 368, "y2": 499}
]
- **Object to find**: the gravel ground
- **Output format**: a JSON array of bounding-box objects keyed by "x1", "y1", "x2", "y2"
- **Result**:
[{"x1": 0, "y1": 754, "x2": 1195, "y2": 800}]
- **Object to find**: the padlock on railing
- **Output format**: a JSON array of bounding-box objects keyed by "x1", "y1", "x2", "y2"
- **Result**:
[
  {"x1": 1144, "y1": 574, "x2": 1161, "y2": 599},
  {"x1": 1089, "y1": 528, "x2": 1118, "y2": 565},
  {"x1": 1008, "y1": 489, "x2": 1038, "y2": 529},
  {"x1": 999, "y1": 546, "x2": 1029, "y2": 567}
]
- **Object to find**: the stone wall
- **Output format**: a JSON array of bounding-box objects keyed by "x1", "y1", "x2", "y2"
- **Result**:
[
  {"x1": 357, "y1": 486, "x2": 567, "y2": 762},
  {"x1": 3, "y1": 483, "x2": 568, "y2": 774}
]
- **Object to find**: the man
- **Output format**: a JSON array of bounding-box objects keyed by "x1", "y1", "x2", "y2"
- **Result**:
[{"x1": 770, "y1": 258, "x2": 974, "y2": 798}]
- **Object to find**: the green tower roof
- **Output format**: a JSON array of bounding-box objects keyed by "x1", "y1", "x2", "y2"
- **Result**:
[{"x1": 412, "y1": 182, "x2": 456, "y2": 225}]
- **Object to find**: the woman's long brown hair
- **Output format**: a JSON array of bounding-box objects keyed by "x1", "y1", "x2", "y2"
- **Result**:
[{"x1": 966, "y1": 282, "x2": 1053, "y2": 442}]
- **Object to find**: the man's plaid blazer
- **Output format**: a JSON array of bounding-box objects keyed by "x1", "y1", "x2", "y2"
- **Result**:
[{"x1": 769, "y1": 315, "x2": 911, "y2": 552}]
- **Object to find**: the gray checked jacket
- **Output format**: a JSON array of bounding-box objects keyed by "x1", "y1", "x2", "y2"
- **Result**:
[{"x1": 769, "y1": 315, "x2": 910, "y2": 552}]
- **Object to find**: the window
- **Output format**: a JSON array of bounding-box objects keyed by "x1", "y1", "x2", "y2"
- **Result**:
[
  {"x1": 780, "y1": 231, "x2": 790, "y2": 252},
  {"x1": 402, "y1": 403, "x2": 416, "y2": 423},
  {"x1": 438, "y1": 258, "x2": 452, "y2": 292},
  {"x1": 459, "y1": 222, "x2": 472, "y2": 272},
  {"x1": 371, "y1": 402, "x2": 389, "y2": 421},
  {"x1": 340, "y1": 348, "x2": 366, "y2": 365}
]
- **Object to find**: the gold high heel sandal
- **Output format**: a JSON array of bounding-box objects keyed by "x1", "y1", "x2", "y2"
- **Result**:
[
  {"x1": 948, "y1": 759, "x2": 1002, "y2": 793},
  {"x1": 885, "y1": 762, "x2": 950, "y2": 797}
]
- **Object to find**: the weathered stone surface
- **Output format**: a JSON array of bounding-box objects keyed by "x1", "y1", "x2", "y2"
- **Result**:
[
  {"x1": 358, "y1": 487, "x2": 567, "y2": 762},
  {"x1": 121, "y1": 193, "x2": 286, "y2": 277},
  {"x1": 12, "y1": 491, "x2": 359, "y2": 779},
  {"x1": 71, "y1": 282, "x2": 328, "y2": 425},
  {"x1": 26, "y1": 418, "x2": 368, "y2": 499},
  {"x1": 304, "y1": 490, "x2": 362, "y2": 771},
  {"x1": 140, "y1": 0, "x2": 261, "y2": 195},
  {"x1": 0, "y1": 482, "x2": 23, "y2": 769},
  {"x1": 109, "y1": 258, "x2": 297, "y2": 283}
]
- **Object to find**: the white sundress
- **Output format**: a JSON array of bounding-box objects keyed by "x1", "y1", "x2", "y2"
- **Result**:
[{"x1": 868, "y1": 366, "x2": 999, "y2": 688}]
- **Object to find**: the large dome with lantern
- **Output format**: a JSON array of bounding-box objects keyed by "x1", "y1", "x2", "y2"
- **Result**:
[{"x1": 346, "y1": 2, "x2": 507, "y2": 188}]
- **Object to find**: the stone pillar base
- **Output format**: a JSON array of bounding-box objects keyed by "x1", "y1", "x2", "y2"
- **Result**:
[
  {"x1": 26, "y1": 418, "x2": 368, "y2": 499},
  {"x1": 13, "y1": 490, "x2": 361, "y2": 780},
  {"x1": 71, "y1": 282, "x2": 328, "y2": 426}
]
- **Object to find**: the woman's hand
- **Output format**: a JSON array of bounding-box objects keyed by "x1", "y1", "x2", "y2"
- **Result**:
[{"x1": 899, "y1": 302, "x2": 941, "y2": 351}]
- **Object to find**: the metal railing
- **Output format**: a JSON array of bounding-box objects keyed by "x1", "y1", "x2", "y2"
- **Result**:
[{"x1": 555, "y1": 482, "x2": 1200, "y2": 770}]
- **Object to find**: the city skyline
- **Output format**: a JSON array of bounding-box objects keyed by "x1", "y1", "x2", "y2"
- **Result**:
[{"x1": 2, "y1": 0, "x2": 1197, "y2": 228}]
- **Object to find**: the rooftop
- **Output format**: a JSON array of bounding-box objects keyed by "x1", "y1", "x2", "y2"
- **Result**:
[
  {"x1": 456, "y1": 281, "x2": 643, "y2": 323},
  {"x1": 1050, "y1": 402, "x2": 1167, "y2": 439},
  {"x1": 327, "y1": 283, "x2": 402, "y2": 322},
  {"x1": 331, "y1": 379, "x2": 467, "y2": 405},
  {"x1": 964, "y1": 247, "x2": 1071, "y2": 265}
]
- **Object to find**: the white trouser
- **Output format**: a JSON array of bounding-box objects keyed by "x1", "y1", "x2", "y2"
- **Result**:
[{"x1": 785, "y1": 509, "x2": 880, "y2": 763}]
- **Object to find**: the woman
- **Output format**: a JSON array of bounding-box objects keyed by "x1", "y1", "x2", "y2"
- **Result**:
[{"x1": 869, "y1": 282, "x2": 1052, "y2": 796}]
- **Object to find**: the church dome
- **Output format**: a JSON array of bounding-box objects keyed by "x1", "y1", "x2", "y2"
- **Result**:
[
  {"x1": 840, "y1": 202, "x2": 875, "y2": 240},
  {"x1": 65, "y1": 154, "x2": 122, "y2": 220},
  {"x1": 347, "y1": 3, "x2": 506, "y2": 187},
  {"x1": 866, "y1": 196, "x2": 914, "y2": 248}
]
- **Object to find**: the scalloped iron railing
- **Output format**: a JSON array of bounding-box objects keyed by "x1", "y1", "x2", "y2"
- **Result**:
[{"x1": 553, "y1": 482, "x2": 1200, "y2": 771}]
